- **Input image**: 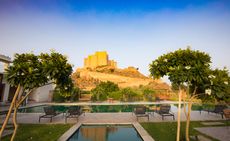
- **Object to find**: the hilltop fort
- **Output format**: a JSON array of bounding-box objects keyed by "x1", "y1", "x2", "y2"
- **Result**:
[
  {"x1": 72, "y1": 51, "x2": 169, "y2": 91},
  {"x1": 84, "y1": 51, "x2": 117, "y2": 69}
]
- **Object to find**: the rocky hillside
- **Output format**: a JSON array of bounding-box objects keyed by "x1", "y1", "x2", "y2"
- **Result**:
[
  {"x1": 72, "y1": 66, "x2": 170, "y2": 91},
  {"x1": 91, "y1": 66, "x2": 147, "y2": 79}
]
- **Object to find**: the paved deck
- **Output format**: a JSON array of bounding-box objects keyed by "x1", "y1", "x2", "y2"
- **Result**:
[
  {"x1": 201, "y1": 122, "x2": 225, "y2": 126},
  {"x1": 195, "y1": 127, "x2": 230, "y2": 141},
  {"x1": 0, "y1": 110, "x2": 226, "y2": 124}
]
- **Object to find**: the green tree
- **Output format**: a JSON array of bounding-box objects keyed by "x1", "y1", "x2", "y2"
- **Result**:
[
  {"x1": 142, "y1": 88, "x2": 155, "y2": 101},
  {"x1": 0, "y1": 52, "x2": 73, "y2": 140},
  {"x1": 91, "y1": 81, "x2": 119, "y2": 101},
  {"x1": 149, "y1": 48, "x2": 211, "y2": 141},
  {"x1": 121, "y1": 87, "x2": 142, "y2": 102},
  {"x1": 210, "y1": 68, "x2": 230, "y2": 102},
  {"x1": 53, "y1": 86, "x2": 80, "y2": 102},
  {"x1": 108, "y1": 91, "x2": 123, "y2": 100},
  {"x1": 197, "y1": 68, "x2": 230, "y2": 103}
]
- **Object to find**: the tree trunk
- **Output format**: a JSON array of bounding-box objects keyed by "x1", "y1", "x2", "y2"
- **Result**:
[
  {"x1": 176, "y1": 88, "x2": 182, "y2": 141},
  {"x1": 185, "y1": 86, "x2": 197, "y2": 141},
  {"x1": 11, "y1": 106, "x2": 18, "y2": 141},
  {"x1": 0, "y1": 85, "x2": 21, "y2": 139},
  {"x1": 9, "y1": 89, "x2": 34, "y2": 141},
  {"x1": 185, "y1": 101, "x2": 192, "y2": 141}
]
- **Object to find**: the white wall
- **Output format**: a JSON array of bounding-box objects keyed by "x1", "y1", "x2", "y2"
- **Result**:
[{"x1": 29, "y1": 84, "x2": 55, "y2": 102}]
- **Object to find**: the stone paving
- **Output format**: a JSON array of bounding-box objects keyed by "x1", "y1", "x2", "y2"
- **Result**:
[
  {"x1": 201, "y1": 122, "x2": 225, "y2": 126},
  {"x1": 195, "y1": 127, "x2": 230, "y2": 141},
  {"x1": 0, "y1": 110, "x2": 226, "y2": 124}
]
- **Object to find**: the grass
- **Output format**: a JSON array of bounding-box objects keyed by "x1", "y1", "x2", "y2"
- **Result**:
[
  {"x1": 2, "y1": 124, "x2": 73, "y2": 141},
  {"x1": 1, "y1": 121, "x2": 228, "y2": 141},
  {"x1": 141, "y1": 121, "x2": 228, "y2": 141}
]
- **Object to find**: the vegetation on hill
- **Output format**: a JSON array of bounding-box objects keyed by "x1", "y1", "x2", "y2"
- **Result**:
[
  {"x1": 91, "y1": 81, "x2": 119, "y2": 101},
  {"x1": 90, "y1": 81, "x2": 168, "y2": 102}
]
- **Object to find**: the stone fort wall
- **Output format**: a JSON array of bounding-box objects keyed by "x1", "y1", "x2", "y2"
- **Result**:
[{"x1": 84, "y1": 51, "x2": 117, "y2": 68}]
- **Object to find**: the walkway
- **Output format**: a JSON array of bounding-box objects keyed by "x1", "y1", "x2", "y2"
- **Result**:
[
  {"x1": 0, "y1": 110, "x2": 226, "y2": 124},
  {"x1": 195, "y1": 127, "x2": 230, "y2": 141}
]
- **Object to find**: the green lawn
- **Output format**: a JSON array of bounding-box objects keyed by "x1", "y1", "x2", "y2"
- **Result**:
[
  {"x1": 2, "y1": 121, "x2": 228, "y2": 141},
  {"x1": 2, "y1": 124, "x2": 73, "y2": 141},
  {"x1": 141, "y1": 121, "x2": 228, "y2": 141}
]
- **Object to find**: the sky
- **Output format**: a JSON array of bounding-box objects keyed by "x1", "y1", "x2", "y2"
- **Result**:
[{"x1": 0, "y1": 0, "x2": 230, "y2": 82}]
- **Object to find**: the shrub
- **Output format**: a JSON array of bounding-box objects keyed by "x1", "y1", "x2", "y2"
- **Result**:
[
  {"x1": 69, "y1": 87, "x2": 80, "y2": 102},
  {"x1": 91, "y1": 81, "x2": 119, "y2": 101},
  {"x1": 142, "y1": 88, "x2": 156, "y2": 101},
  {"x1": 121, "y1": 87, "x2": 142, "y2": 102},
  {"x1": 53, "y1": 87, "x2": 81, "y2": 102},
  {"x1": 108, "y1": 91, "x2": 123, "y2": 100},
  {"x1": 52, "y1": 89, "x2": 66, "y2": 102}
]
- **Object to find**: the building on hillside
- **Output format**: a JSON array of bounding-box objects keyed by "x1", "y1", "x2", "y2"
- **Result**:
[
  {"x1": 108, "y1": 60, "x2": 117, "y2": 68},
  {"x1": 84, "y1": 51, "x2": 117, "y2": 69}
]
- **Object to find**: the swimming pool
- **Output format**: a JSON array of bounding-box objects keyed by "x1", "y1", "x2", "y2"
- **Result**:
[
  {"x1": 18, "y1": 105, "x2": 147, "y2": 113},
  {"x1": 18, "y1": 103, "x2": 204, "y2": 113},
  {"x1": 67, "y1": 124, "x2": 143, "y2": 141}
]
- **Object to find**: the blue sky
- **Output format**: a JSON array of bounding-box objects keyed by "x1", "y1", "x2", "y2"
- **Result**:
[{"x1": 0, "y1": 0, "x2": 230, "y2": 81}]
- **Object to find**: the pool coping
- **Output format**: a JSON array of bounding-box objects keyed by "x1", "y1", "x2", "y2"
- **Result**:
[{"x1": 58, "y1": 122, "x2": 154, "y2": 141}]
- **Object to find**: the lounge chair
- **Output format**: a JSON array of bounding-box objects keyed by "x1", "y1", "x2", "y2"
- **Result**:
[
  {"x1": 65, "y1": 106, "x2": 83, "y2": 123},
  {"x1": 39, "y1": 106, "x2": 61, "y2": 123},
  {"x1": 155, "y1": 104, "x2": 175, "y2": 120},
  {"x1": 202, "y1": 105, "x2": 227, "y2": 119},
  {"x1": 134, "y1": 105, "x2": 149, "y2": 121}
]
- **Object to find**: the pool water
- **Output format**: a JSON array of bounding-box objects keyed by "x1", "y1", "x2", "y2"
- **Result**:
[
  {"x1": 18, "y1": 104, "x2": 204, "y2": 113},
  {"x1": 18, "y1": 105, "x2": 148, "y2": 113},
  {"x1": 68, "y1": 125, "x2": 143, "y2": 141},
  {"x1": 18, "y1": 105, "x2": 69, "y2": 113}
]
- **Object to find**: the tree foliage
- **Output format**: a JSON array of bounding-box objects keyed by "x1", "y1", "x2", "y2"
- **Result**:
[
  {"x1": 149, "y1": 48, "x2": 211, "y2": 90},
  {"x1": 142, "y1": 88, "x2": 155, "y2": 101},
  {"x1": 6, "y1": 53, "x2": 47, "y2": 89},
  {"x1": 0, "y1": 51, "x2": 74, "y2": 140},
  {"x1": 108, "y1": 91, "x2": 123, "y2": 100},
  {"x1": 149, "y1": 47, "x2": 230, "y2": 141},
  {"x1": 121, "y1": 87, "x2": 142, "y2": 101},
  {"x1": 53, "y1": 86, "x2": 80, "y2": 102},
  {"x1": 91, "y1": 81, "x2": 119, "y2": 101},
  {"x1": 6, "y1": 52, "x2": 73, "y2": 96},
  {"x1": 149, "y1": 48, "x2": 211, "y2": 141},
  {"x1": 210, "y1": 68, "x2": 230, "y2": 102},
  {"x1": 198, "y1": 68, "x2": 230, "y2": 103}
]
